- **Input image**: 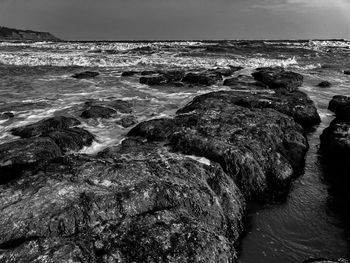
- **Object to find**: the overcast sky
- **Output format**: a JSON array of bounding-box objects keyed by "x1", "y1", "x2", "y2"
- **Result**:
[{"x1": 0, "y1": 0, "x2": 349, "y2": 40}]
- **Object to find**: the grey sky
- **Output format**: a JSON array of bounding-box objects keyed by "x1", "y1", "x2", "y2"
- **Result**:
[{"x1": 0, "y1": 0, "x2": 349, "y2": 40}]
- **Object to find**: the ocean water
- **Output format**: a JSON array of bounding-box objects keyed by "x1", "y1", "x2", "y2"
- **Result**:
[{"x1": 0, "y1": 39, "x2": 350, "y2": 262}]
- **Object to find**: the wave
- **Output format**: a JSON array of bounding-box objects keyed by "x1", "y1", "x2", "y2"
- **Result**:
[{"x1": 0, "y1": 49, "x2": 299, "y2": 69}]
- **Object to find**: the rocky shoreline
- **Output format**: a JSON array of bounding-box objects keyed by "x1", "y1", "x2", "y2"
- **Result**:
[{"x1": 0, "y1": 66, "x2": 348, "y2": 262}]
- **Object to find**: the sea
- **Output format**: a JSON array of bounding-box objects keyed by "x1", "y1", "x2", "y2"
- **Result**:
[{"x1": 0, "y1": 39, "x2": 349, "y2": 262}]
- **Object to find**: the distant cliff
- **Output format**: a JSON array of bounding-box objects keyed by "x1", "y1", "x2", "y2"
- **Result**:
[{"x1": 0, "y1": 26, "x2": 60, "y2": 41}]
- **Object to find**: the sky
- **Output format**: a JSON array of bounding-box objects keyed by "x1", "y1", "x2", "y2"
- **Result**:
[{"x1": 0, "y1": 0, "x2": 349, "y2": 40}]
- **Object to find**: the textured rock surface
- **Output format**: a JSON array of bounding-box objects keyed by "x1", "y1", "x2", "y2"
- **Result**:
[
  {"x1": 0, "y1": 138, "x2": 245, "y2": 262},
  {"x1": 252, "y1": 67, "x2": 304, "y2": 92},
  {"x1": 176, "y1": 90, "x2": 320, "y2": 128},
  {"x1": 328, "y1": 95, "x2": 350, "y2": 120},
  {"x1": 81, "y1": 99, "x2": 133, "y2": 119},
  {"x1": 317, "y1": 81, "x2": 331, "y2": 88},
  {"x1": 129, "y1": 91, "x2": 309, "y2": 199},
  {"x1": 11, "y1": 116, "x2": 94, "y2": 148},
  {"x1": 72, "y1": 71, "x2": 100, "y2": 79}
]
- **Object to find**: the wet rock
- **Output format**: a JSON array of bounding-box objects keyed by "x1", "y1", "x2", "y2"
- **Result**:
[
  {"x1": 10, "y1": 116, "x2": 94, "y2": 152},
  {"x1": 121, "y1": 71, "x2": 138, "y2": 77},
  {"x1": 46, "y1": 127, "x2": 95, "y2": 152},
  {"x1": 115, "y1": 115, "x2": 138, "y2": 128},
  {"x1": 0, "y1": 137, "x2": 62, "y2": 183},
  {"x1": 0, "y1": 138, "x2": 245, "y2": 262},
  {"x1": 209, "y1": 67, "x2": 242, "y2": 77},
  {"x1": 129, "y1": 92, "x2": 309, "y2": 199},
  {"x1": 159, "y1": 69, "x2": 185, "y2": 83},
  {"x1": 71, "y1": 71, "x2": 100, "y2": 79},
  {"x1": 252, "y1": 67, "x2": 303, "y2": 92},
  {"x1": 81, "y1": 105, "x2": 117, "y2": 119},
  {"x1": 139, "y1": 75, "x2": 168, "y2": 86},
  {"x1": 140, "y1": 70, "x2": 158, "y2": 75},
  {"x1": 223, "y1": 75, "x2": 267, "y2": 89},
  {"x1": 0, "y1": 112, "x2": 14, "y2": 120},
  {"x1": 11, "y1": 116, "x2": 81, "y2": 138},
  {"x1": 81, "y1": 99, "x2": 133, "y2": 118},
  {"x1": 328, "y1": 95, "x2": 350, "y2": 120},
  {"x1": 176, "y1": 90, "x2": 320, "y2": 128},
  {"x1": 182, "y1": 71, "x2": 223, "y2": 86},
  {"x1": 317, "y1": 81, "x2": 331, "y2": 87},
  {"x1": 344, "y1": 70, "x2": 350, "y2": 75}
]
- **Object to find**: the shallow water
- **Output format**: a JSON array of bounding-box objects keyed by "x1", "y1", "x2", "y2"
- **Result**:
[{"x1": 0, "y1": 39, "x2": 350, "y2": 262}]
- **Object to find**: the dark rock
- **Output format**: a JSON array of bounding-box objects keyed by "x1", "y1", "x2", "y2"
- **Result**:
[
  {"x1": 10, "y1": 116, "x2": 94, "y2": 152},
  {"x1": 0, "y1": 137, "x2": 62, "y2": 183},
  {"x1": 182, "y1": 71, "x2": 223, "y2": 86},
  {"x1": 317, "y1": 81, "x2": 331, "y2": 87},
  {"x1": 223, "y1": 75, "x2": 268, "y2": 89},
  {"x1": 71, "y1": 71, "x2": 100, "y2": 79},
  {"x1": 252, "y1": 67, "x2": 304, "y2": 92},
  {"x1": 0, "y1": 112, "x2": 14, "y2": 120},
  {"x1": 159, "y1": 70, "x2": 185, "y2": 83},
  {"x1": 81, "y1": 99, "x2": 133, "y2": 118},
  {"x1": 0, "y1": 139, "x2": 245, "y2": 262},
  {"x1": 139, "y1": 75, "x2": 168, "y2": 86},
  {"x1": 115, "y1": 115, "x2": 138, "y2": 128},
  {"x1": 229, "y1": 66, "x2": 244, "y2": 72},
  {"x1": 121, "y1": 71, "x2": 138, "y2": 77},
  {"x1": 176, "y1": 90, "x2": 320, "y2": 128},
  {"x1": 140, "y1": 70, "x2": 158, "y2": 75},
  {"x1": 129, "y1": 92, "x2": 309, "y2": 199},
  {"x1": 320, "y1": 118, "x2": 350, "y2": 163},
  {"x1": 344, "y1": 70, "x2": 350, "y2": 75},
  {"x1": 11, "y1": 116, "x2": 81, "y2": 138},
  {"x1": 209, "y1": 67, "x2": 240, "y2": 77},
  {"x1": 328, "y1": 95, "x2": 350, "y2": 120},
  {"x1": 46, "y1": 127, "x2": 95, "y2": 152},
  {"x1": 0, "y1": 26, "x2": 60, "y2": 41},
  {"x1": 81, "y1": 105, "x2": 117, "y2": 119}
]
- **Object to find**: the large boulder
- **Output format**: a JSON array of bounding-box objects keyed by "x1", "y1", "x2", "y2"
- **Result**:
[
  {"x1": 328, "y1": 95, "x2": 350, "y2": 121},
  {"x1": 10, "y1": 116, "x2": 94, "y2": 152},
  {"x1": 0, "y1": 137, "x2": 62, "y2": 183},
  {"x1": 81, "y1": 99, "x2": 133, "y2": 119},
  {"x1": 176, "y1": 90, "x2": 320, "y2": 128},
  {"x1": 139, "y1": 75, "x2": 168, "y2": 86},
  {"x1": 71, "y1": 71, "x2": 99, "y2": 79},
  {"x1": 252, "y1": 67, "x2": 304, "y2": 92},
  {"x1": 223, "y1": 75, "x2": 267, "y2": 89},
  {"x1": 129, "y1": 91, "x2": 309, "y2": 199},
  {"x1": 182, "y1": 71, "x2": 223, "y2": 86},
  {"x1": 0, "y1": 138, "x2": 245, "y2": 262}
]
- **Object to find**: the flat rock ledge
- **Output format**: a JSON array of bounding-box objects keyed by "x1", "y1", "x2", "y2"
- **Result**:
[{"x1": 0, "y1": 68, "x2": 322, "y2": 262}]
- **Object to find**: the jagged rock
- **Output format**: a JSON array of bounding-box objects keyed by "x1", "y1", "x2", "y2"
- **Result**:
[
  {"x1": 121, "y1": 71, "x2": 138, "y2": 77},
  {"x1": 328, "y1": 95, "x2": 350, "y2": 120},
  {"x1": 252, "y1": 67, "x2": 303, "y2": 92},
  {"x1": 0, "y1": 112, "x2": 14, "y2": 120},
  {"x1": 115, "y1": 115, "x2": 138, "y2": 128},
  {"x1": 71, "y1": 71, "x2": 100, "y2": 79},
  {"x1": 317, "y1": 81, "x2": 331, "y2": 87},
  {"x1": 223, "y1": 75, "x2": 267, "y2": 89},
  {"x1": 182, "y1": 71, "x2": 223, "y2": 86},
  {"x1": 81, "y1": 100, "x2": 133, "y2": 119},
  {"x1": 81, "y1": 105, "x2": 117, "y2": 119},
  {"x1": 0, "y1": 139, "x2": 245, "y2": 262},
  {"x1": 11, "y1": 116, "x2": 81, "y2": 138},
  {"x1": 140, "y1": 75, "x2": 168, "y2": 86},
  {"x1": 129, "y1": 92, "x2": 309, "y2": 199},
  {"x1": 0, "y1": 137, "x2": 62, "y2": 183},
  {"x1": 141, "y1": 70, "x2": 158, "y2": 75},
  {"x1": 159, "y1": 70, "x2": 185, "y2": 83},
  {"x1": 10, "y1": 116, "x2": 94, "y2": 152},
  {"x1": 176, "y1": 90, "x2": 320, "y2": 128}
]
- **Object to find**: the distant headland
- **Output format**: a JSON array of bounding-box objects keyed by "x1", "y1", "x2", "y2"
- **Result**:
[{"x1": 0, "y1": 26, "x2": 60, "y2": 41}]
